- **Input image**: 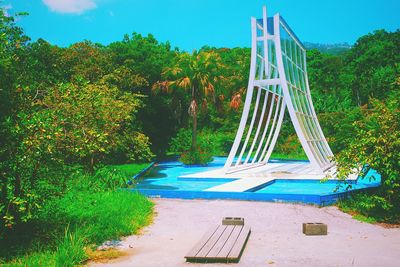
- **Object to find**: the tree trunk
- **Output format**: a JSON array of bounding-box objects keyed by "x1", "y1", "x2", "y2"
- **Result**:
[
  {"x1": 190, "y1": 85, "x2": 198, "y2": 151},
  {"x1": 89, "y1": 154, "x2": 95, "y2": 174},
  {"x1": 192, "y1": 103, "x2": 197, "y2": 151}
]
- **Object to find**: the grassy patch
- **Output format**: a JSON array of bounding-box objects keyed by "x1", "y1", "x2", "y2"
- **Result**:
[
  {"x1": 44, "y1": 191, "x2": 153, "y2": 244},
  {"x1": 55, "y1": 228, "x2": 88, "y2": 267},
  {"x1": 110, "y1": 163, "x2": 151, "y2": 178},
  {"x1": 352, "y1": 214, "x2": 377, "y2": 224},
  {"x1": 1, "y1": 164, "x2": 153, "y2": 267},
  {"x1": 2, "y1": 251, "x2": 56, "y2": 267},
  {"x1": 86, "y1": 248, "x2": 127, "y2": 263}
]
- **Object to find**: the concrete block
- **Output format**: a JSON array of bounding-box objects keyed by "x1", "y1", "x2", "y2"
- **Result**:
[
  {"x1": 302, "y1": 223, "x2": 327, "y2": 235},
  {"x1": 222, "y1": 217, "x2": 245, "y2": 225}
]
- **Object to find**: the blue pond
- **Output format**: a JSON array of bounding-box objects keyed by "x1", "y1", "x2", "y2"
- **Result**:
[{"x1": 133, "y1": 157, "x2": 381, "y2": 205}]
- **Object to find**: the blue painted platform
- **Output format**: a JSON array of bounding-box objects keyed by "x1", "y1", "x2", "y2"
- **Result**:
[{"x1": 131, "y1": 157, "x2": 381, "y2": 206}]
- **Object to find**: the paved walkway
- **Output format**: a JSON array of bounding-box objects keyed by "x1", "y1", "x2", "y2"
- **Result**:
[{"x1": 89, "y1": 199, "x2": 400, "y2": 267}]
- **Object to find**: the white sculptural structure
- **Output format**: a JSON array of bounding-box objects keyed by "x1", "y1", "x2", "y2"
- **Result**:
[{"x1": 224, "y1": 6, "x2": 334, "y2": 175}]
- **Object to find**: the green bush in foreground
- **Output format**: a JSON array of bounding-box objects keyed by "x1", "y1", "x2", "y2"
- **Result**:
[
  {"x1": 2, "y1": 191, "x2": 153, "y2": 267},
  {"x1": 42, "y1": 190, "x2": 153, "y2": 244},
  {"x1": 335, "y1": 93, "x2": 400, "y2": 223},
  {"x1": 338, "y1": 193, "x2": 383, "y2": 223},
  {"x1": 1, "y1": 165, "x2": 154, "y2": 267}
]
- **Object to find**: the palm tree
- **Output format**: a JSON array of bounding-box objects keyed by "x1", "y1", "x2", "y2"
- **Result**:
[{"x1": 153, "y1": 50, "x2": 223, "y2": 151}]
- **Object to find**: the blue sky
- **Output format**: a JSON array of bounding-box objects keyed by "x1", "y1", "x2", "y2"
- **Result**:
[{"x1": 3, "y1": 0, "x2": 400, "y2": 51}]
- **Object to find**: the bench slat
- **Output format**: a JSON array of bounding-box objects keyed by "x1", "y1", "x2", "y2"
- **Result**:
[
  {"x1": 185, "y1": 225, "x2": 219, "y2": 259},
  {"x1": 227, "y1": 225, "x2": 251, "y2": 261},
  {"x1": 216, "y1": 225, "x2": 243, "y2": 258},
  {"x1": 195, "y1": 225, "x2": 227, "y2": 258},
  {"x1": 206, "y1": 225, "x2": 236, "y2": 258},
  {"x1": 185, "y1": 222, "x2": 250, "y2": 263}
]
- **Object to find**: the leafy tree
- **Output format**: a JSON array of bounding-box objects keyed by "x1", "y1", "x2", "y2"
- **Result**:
[
  {"x1": 0, "y1": 77, "x2": 151, "y2": 229},
  {"x1": 335, "y1": 91, "x2": 400, "y2": 220},
  {"x1": 307, "y1": 49, "x2": 353, "y2": 112},
  {"x1": 109, "y1": 33, "x2": 180, "y2": 155},
  {"x1": 63, "y1": 41, "x2": 113, "y2": 83},
  {"x1": 154, "y1": 50, "x2": 224, "y2": 155},
  {"x1": 205, "y1": 47, "x2": 250, "y2": 130},
  {"x1": 15, "y1": 39, "x2": 66, "y2": 89},
  {"x1": 109, "y1": 33, "x2": 174, "y2": 84},
  {"x1": 0, "y1": 8, "x2": 33, "y2": 229},
  {"x1": 35, "y1": 80, "x2": 146, "y2": 171},
  {"x1": 0, "y1": 9, "x2": 29, "y2": 120},
  {"x1": 346, "y1": 30, "x2": 400, "y2": 105},
  {"x1": 101, "y1": 65, "x2": 149, "y2": 93}
]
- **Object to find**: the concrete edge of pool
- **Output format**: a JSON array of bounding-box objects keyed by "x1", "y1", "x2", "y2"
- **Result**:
[{"x1": 131, "y1": 188, "x2": 364, "y2": 206}]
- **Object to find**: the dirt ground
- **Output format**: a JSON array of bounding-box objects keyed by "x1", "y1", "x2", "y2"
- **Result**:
[{"x1": 89, "y1": 199, "x2": 400, "y2": 267}]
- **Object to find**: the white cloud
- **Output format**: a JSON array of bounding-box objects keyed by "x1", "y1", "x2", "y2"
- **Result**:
[
  {"x1": 2, "y1": 4, "x2": 12, "y2": 17},
  {"x1": 42, "y1": 0, "x2": 97, "y2": 14}
]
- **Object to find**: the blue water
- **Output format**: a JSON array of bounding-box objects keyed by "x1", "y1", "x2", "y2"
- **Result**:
[
  {"x1": 135, "y1": 157, "x2": 381, "y2": 195},
  {"x1": 135, "y1": 157, "x2": 230, "y2": 191}
]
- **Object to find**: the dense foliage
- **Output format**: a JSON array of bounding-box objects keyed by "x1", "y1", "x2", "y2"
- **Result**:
[
  {"x1": 0, "y1": 164, "x2": 153, "y2": 266},
  {"x1": 0, "y1": 10, "x2": 155, "y2": 232},
  {"x1": 335, "y1": 92, "x2": 400, "y2": 222},
  {"x1": 0, "y1": 4, "x2": 399, "y2": 245}
]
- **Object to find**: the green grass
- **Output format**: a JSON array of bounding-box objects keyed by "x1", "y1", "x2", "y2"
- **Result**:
[
  {"x1": 55, "y1": 228, "x2": 88, "y2": 267},
  {"x1": 3, "y1": 251, "x2": 56, "y2": 267},
  {"x1": 351, "y1": 214, "x2": 377, "y2": 224},
  {"x1": 110, "y1": 163, "x2": 152, "y2": 178},
  {"x1": 43, "y1": 190, "x2": 153, "y2": 244},
  {"x1": 1, "y1": 163, "x2": 154, "y2": 267}
]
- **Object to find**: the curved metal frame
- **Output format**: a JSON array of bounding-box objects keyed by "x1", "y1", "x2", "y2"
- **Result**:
[{"x1": 224, "y1": 6, "x2": 334, "y2": 174}]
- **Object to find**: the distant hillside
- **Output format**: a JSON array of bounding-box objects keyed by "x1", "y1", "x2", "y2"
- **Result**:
[{"x1": 304, "y1": 42, "x2": 352, "y2": 55}]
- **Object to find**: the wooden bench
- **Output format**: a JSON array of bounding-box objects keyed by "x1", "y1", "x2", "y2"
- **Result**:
[{"x1": 185, "y1": 218, "x2": 251, "y2": 263}]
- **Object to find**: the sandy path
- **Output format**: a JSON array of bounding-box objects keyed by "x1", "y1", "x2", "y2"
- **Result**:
[{"x1": 89, "y1": 199, "x2": 400, "y2": 267}]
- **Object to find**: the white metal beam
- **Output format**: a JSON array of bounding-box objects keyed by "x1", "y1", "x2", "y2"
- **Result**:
[
  {"x1": 224, "y1": 6, "x2": 334, "y2": 175},
  {"x1": 223, "y1": 17, "x2": 258, "y2": 171}
]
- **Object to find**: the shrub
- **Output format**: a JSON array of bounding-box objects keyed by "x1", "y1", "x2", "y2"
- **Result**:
[
  {"x1": 338, "y1": 192, "x2": 398, "y2": 222},
  {"x1": 275, "y1": 134, "x2": 303, "y2": 155},
  {"x1": 0, "y1": 165, "x2": 154, "y2": 266},
  {"x1": 335, "y1": 95, "x2": 400, "y2": 222},
  {"x1": 110, "y1": 131, "x2": 154, "y2": 164},
  {"x1": 169, "y1": 128, "x2": 216, "y2": 164},
  {"x1": 180, "y1": 146, "x2": 213, "y2": 165},
  {"x1": 0, "y1": 79, "x2": 150, "y2": 230},
  {"x1": 168, "y1": 128, "x2": 192, "y2": 154},
  {"x1": 214, "y1": 131, "x2": 235, "y2": 155}
]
